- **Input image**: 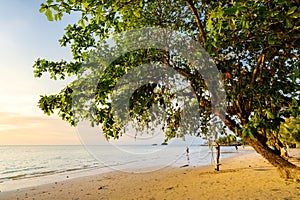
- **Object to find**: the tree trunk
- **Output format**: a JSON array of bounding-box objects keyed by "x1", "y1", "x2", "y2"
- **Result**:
[
  {"x1": 245, "y1": 137, "x2": 300, "y2": 180},
  {"x1": 215, "y1": 143, "x2": 220, "y2": 171}
]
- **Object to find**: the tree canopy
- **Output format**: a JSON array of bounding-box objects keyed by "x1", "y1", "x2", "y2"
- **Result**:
[{"x1": 34, "y1": 0, "x2": 300, "y2": 179}]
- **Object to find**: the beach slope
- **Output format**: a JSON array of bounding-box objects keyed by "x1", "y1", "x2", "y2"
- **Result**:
[{"x1": 1, "y1": 148, "x2": 300, "y2": 199}]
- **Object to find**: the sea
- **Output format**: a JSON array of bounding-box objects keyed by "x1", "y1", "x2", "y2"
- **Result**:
[{"x1": 0, "y1": 144, "x2": 241, "y2": 192}]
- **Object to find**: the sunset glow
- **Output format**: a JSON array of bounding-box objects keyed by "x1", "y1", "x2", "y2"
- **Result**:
[{"x1": 0, "y1": 1, "x2": 79, "y2": 144}]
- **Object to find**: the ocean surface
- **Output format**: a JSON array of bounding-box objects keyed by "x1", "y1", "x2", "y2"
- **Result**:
[{"x1": 0, "y1": 145, "x2": 240, "y2": 192}]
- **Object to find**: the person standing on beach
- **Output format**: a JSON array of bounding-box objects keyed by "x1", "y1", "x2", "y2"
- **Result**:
[{"x1": 186, "y1": 146, "x2": 190, "y2": 163}]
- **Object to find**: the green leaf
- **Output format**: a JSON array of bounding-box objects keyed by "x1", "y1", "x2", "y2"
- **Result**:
[
  {"x1": 82, "y1": 2, "x2": 89, "y2": 9},
  {"x1": 292, "y1": 99, "x2": 298, "y2": 107},
  {"x1": 229, "y1": 17, "x2": 236, "y2": 29},
  {"x1": 266, "y1": 110, "x2": 275, "y2": 119},
  {"x1": 287, "y1": 6, "x2": 297, "y2": 15},
  {"x1": 133, "y1": 10, "x2": 141, "y2": 18},
  {"x1": 224, "y1": 7, "x2": 237, "y2": 15},
  {"x1": 284, "y1": 123, "x2": 290, "y2": 128},
  {"x1": 218, "y1": 21, "x2": 223, "y2": 34},
  {"x1": 291, "y1": 12, "x2": 300, "y2": 18},
  {"x1": 248, "y1": 129, "x2": 256, "y2": 140},
  {"x1": 45, "y1": 9, "x2": 53, "y2": 21},
  {"x1": 215, "y1": 9, "x2": 224, "y2": 18},
  {"x1": 270, "y1": 11, "x2": 279, "y2": 17},
  {"x1": 54, "y1": 13, "x2": 63, "y2": 21},
  {"x1": 242, "y1": 127, "x2": 248, "y2": 138},
  {"x1": 245, "y1": 21, "x2": 249, "y2": 29},
  {"x1": 268, "y1": 35, "x2": 275, "y2": 45},
  {"x1": 52, "y1": 5, "x2": 59, "y2": 12},
  {"x1": 207, "y1": 17, "x2": 212, "y2": 30},
  {"x1": 286, "y1": 18, "x2": 293, "y2": 28},
  {"x1": 39, "y1": 5, "x2": 46, "y2": 13},
  {"x1": 78, "y1": 19, "x2": 86, "y2": 28}
]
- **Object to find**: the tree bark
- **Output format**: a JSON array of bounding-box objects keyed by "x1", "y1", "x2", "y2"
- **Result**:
[
  {"x1": 245, "y1": 137, "x2": 300, "y2": 180},
  {"x1": 224, "y1": 117, "x2": 300, "y2": 180},
  {"x1": 215, "y1": 143, "x2": 220, "y2": 171}
]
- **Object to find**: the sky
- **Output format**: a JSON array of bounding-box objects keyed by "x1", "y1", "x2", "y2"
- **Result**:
[
  {"x1": 0, "y1": 0, "x2": 203, "y2": 146},
  {"x1": 0, "y1": 0, "x2": 81, "y2": 145}
]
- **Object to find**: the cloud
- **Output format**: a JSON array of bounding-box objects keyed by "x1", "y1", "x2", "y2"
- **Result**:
[
  {"x1": 0, "y1": 124, "x2": 17, "y2": 131},
  {"x1": 0, "y1": 112, "x2": 80, "y2": 145},
  {"x1": 0, "y1": 95, "x2": 43, "y2": 116}
]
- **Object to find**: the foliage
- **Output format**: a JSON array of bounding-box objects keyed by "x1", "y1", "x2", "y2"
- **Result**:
[
  {"x1": 206, "y1": 1, "x2": 300, "y2": 146},
  {"x1": 279, "y1": 116, "x2": 300, "y2": 147},
  {"x1": 34, "y1": 0, "x2": 300, "y2": 173},
  {"x1": 215, "y1": 134, "x2": 237, "y2": 145}
]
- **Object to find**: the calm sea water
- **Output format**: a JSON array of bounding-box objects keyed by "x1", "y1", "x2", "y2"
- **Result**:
[{"x1": 0, "y1": 145, "x2": 239, "y2": 192}]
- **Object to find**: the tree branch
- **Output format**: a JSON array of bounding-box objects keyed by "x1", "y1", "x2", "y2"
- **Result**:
[
  {"x1": 185, "y1": 0, "x2": 206, "y2": 44},
  {"x1": 251, "y1": 54, "x2": 265, "y2": 86},
  {"x1": 248, "y1": 53, "x2": 265, "y2": 113}
]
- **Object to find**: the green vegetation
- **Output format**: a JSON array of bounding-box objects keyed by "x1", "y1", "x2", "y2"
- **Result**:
[
  {"x1": 215, "y1": 135, "x2": 239, "y2": 146},
  {"x1": 279, "y1": 116, "x2": 300, "y2": 148},
  {"x1": 34, "y1": 0, "x2": 300, "y2": 179}
]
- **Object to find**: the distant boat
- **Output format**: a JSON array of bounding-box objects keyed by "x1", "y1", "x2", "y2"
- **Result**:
[{"x1": 161, "y1": 142, "x2": 168, "y2": 145}]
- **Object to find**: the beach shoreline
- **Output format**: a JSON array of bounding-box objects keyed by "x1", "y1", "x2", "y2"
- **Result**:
[
  {"x1": 0, "y1": 144, "x2": 242, "y2": 193},
  {"x1": 1, "y1": 147, "x2": 300, "y2": 199}
]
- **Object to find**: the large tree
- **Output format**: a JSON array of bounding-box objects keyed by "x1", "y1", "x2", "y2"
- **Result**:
[{"x1": 34, "y1": 0, "x2": 300, "y2": 179}]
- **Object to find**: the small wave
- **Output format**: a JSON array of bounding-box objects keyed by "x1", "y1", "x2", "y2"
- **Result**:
[
  {"x1": 1, "y1": 166, "x2": 46, "y2": 175},
  {"x1": 10, "y1": 174, "x2": 27, "y2": 180},
  {"x1": 221, "y1": 151, "x2": 239, "y2": 154},
  {"x1": 0, "y1": 170, "x2": 57, "y2": 182},
  {"x1": 38, "y1": 170, "x2": 57, "y2": 175},
  {"x1": 64, "y1": 168, "x2": 82, "y2": 172},
  {"x1": 0, "y1": 165, "x2": 104, "y2": 183}
]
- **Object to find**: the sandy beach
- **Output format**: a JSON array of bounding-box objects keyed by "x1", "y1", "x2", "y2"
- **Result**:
[{"x1": 1, "y1": 147, "x2": 300, "y2": 200}]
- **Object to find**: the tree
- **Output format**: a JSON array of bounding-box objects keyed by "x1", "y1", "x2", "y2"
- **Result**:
[
  {"x1": 34, "y1": 0, "x2": 300, "y2": 179},
  {"x1": 216, "y1": 134, "x2": 237, "y2": 146}
]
